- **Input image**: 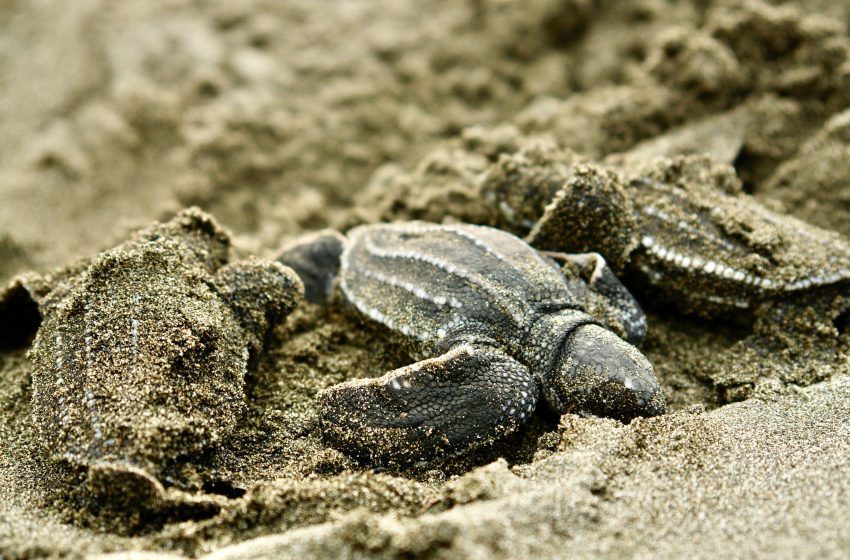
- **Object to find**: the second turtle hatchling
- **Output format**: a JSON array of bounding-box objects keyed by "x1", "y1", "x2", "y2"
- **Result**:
[
  {"x1": 0, "y1": 208, "x2": 303, "y2": 509},
  {"x1": 278, "y1": 221, "x2": 664, "y2": 465}
]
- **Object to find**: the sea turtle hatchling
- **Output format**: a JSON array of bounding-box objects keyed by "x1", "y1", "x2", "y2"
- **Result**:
[
  {"x1": 0, "y1": 208, "x2": 303, "y2": 508},
  {"x1": 485, "y1": 154, "x2": 850, "y2": 319},
  {"x1": 278, "y1": 222, "x2": 665, "y2": 465}
]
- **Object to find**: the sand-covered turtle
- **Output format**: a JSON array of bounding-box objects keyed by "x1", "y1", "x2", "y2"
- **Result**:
[
  {"x1": 515, "y1": 158, "x2": 850, "y2": 316},
  {"x1": 0, "y1": 208, "x2": 302, "y2": 507},
  {"x1": 278, "y1": 222, "x2": 664, "y2": 465}
]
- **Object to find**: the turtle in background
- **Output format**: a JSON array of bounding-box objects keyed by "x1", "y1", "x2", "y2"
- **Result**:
[{"x1": 484, "y1": 150, "x2": 850, "y2": 400}]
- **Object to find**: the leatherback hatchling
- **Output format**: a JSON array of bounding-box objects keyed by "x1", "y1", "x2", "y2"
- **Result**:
[
  {"x1": 278, "y1": 221, "x2": 664, "y2": 464},
  {"x1": 489, "y1": 155, "x2": 850, "y2": 318},
  {"x1": 0, "y1": 208, "x2": 303, "y2": 506}
]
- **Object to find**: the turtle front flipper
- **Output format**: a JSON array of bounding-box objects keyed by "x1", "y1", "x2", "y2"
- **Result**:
[
  {"x1": 319, "y1": 343, "x2": 539, "y2": 465},
  {"x1": 544, "y1": 251, "x2": 647, "y2": 346},
  {"x1": 527, "y1": 164, "x2": 639, "y2": 273},
  {"x1": 214, "y1": 258, "x2": 304, "y2": 353},
  {"x1": 87, "y1": 461, "x2": 222, "y2": 527}
]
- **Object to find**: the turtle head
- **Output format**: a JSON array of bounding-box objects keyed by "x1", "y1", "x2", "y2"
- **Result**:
[{"x1": 542, "y1": 323, "x2": 665, "y2": 421}]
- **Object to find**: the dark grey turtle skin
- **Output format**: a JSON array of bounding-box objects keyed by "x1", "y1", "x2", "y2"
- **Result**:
[
  {"x1": 278, "y1": 222, "x2": 664, "y2": 465},
  {"x1": 0, "y1": 208, "x2": 303, "y2": 506}
]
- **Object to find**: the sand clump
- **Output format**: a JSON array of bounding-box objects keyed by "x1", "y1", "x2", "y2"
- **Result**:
[
  {"x1": 2, "y1": 0, "x2": 850, "y2": 558},
  {"x1": 762, "y1": 109, "x2": 850, "y2": 236}
]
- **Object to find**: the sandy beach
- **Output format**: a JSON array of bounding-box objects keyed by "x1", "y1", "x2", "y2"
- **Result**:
[{"x1": 1, "y1": 1, "x2": 849, "y2": 558}]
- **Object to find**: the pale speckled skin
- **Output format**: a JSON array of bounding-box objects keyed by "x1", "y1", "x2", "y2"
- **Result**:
[
  {"x1": 279, "y1": 222, "x2": 664, "y2": 465},
  {"x1": 0, "y1": 209, "x2": 303, "y2": 504}
]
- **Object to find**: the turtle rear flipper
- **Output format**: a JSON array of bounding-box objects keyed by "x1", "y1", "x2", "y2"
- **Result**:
[{"x1": 276, "y1": 230, "x2": 346, "y2": 304}]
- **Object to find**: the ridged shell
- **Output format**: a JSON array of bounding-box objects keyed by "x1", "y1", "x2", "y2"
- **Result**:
[
  {"x1": 630, "y1": 176, "x2": 850, "y2": 312},
  {"x1": 340, "y1": 222, "x2": 590, "y2": 352},
  {"x1": 29, "y1": 237, "x2": 248, "y2": 472}
]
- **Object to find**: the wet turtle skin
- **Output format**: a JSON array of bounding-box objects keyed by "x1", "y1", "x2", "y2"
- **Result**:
[
  {"x1": 279, "y1": 222, "x2": 664, "y2": 465},
  {"x1": 3, "y1": 208, "x2": 303, "y2": 499}
]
